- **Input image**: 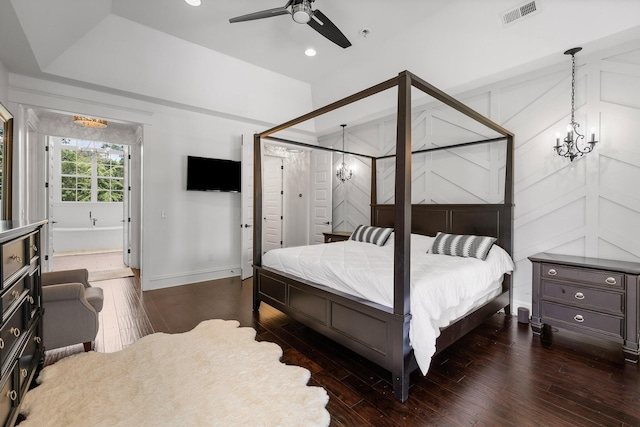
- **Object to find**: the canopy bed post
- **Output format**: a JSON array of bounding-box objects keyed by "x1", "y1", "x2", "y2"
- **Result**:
[
  {"x1": 391, "y1": 70, "x2": 413, "y2": 402},
  {"x1": 253, "y1": 134, "x2": 263, "y2": 310},
  {"x1": 503, "y1": 134, "x2": 515, "y2": 314},
  {"x1": 370, "y1": 158, "x2": 377, "y2": 223}
]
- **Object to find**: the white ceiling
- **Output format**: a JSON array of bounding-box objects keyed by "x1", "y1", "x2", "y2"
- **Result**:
[
  {"x1": 110, "y1": 0, "x2": 452, "y2": 85},
  {"x1": 2, "y1": 0, "x2": 640, "y2": 133}
]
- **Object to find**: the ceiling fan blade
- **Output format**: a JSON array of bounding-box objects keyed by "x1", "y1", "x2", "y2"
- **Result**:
[
  {"x1": 307, "y1": 9, "x2": 351, "y2": 48},
  {"x1": 229, "y1": 7, "x2": 290, "y2": 23}
]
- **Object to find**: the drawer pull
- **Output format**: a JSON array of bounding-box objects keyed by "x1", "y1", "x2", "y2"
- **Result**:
[
  {"x1": 31, "y1": 244, "x2": 38, "y2": 252},
  {"x1": 605, "y1": 277, "x2": 617, "y2": 285},
  {"x1": 11, "y1": 290, "x2": 20, "y2": 300},
  {"x1": 21, "y1": 368, "x2": 27, "y2": 378},
  {"x1": 27, "y1": 296, "x2": 34, "y2": 304},
  {"x1": 0, "y1": 338, "x2": 4, "y2": 349},
  {"x1": 6, "y1": 390, "x2": 17, "y2": 401},
  {"x1": 574, "y1": 314, "x2": 585, "y2": 323},
  {"x1": 574, "y1": 292, "x2": 585, "y2": 300},
  {"x1": 10, "y1": 254, "x2": 22, "y2": 264},
  {"x1": 9, "y1": 327, "x2": 21, "y2": 338},
  {"x1": 548, "y1": 268, "x2": 557, "y2": 276},
  {"x1": 34, "y1": 336, "x2": 41, "y2": 344}
]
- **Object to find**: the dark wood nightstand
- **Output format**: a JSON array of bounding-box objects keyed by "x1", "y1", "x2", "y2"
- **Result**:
[
  {"x1": 529, "y1": 252, "x2": 640, "y2": 363},
  {"x1": 322, "y1": 231, "x2": 352, "y2": 243}
]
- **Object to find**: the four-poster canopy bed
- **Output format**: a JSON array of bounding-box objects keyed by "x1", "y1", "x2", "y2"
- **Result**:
[{"x1": 252, "y1": 70, "x2": 515, "y2": 402}]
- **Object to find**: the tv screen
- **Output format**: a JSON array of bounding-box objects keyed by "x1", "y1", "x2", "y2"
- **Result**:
[{"x1": 187, "y1": 156, "x2": 241, "y2": 192}]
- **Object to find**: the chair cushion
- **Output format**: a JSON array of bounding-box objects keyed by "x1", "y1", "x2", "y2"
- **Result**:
[{"x1": 84, "y1": 287, "x2": 104, "y2": 313}]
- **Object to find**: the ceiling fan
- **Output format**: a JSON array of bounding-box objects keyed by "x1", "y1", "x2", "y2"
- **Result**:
[{"x1": 229, "y1": 0, "x2": 352, "y2": 49}]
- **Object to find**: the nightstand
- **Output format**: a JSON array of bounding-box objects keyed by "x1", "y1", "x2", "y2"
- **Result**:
[
  {"x1": 322, "y1": 231, "x2": 352, "y2": 243},
  {"x1": 529, "y1": 252, "x2": 640, "y2": 363}
]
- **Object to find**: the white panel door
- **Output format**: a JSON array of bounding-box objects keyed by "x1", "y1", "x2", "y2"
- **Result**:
[
  {"x1": 45, "y1": 137, "x2": 55, "y2": 271},
  {"x1": 122, "y1": 145, "x2": 131, "y2": 267},
  {"x1": 240, "y1": 134, "x2": 254, "y2": 280},
  {"x1": 310, "y1": 151, "x2": 332, "y2": 244},
  {"x1": 263, "y1": 156, "x2": 283, "y2": 253}
]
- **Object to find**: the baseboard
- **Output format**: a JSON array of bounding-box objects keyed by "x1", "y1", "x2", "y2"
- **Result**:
[{"x1": 143, "y1": 265, "x2": 241, "y2": 290}]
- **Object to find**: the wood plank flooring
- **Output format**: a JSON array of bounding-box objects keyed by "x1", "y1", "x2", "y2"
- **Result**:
[{"x1": 44, "y1": 269, "x2": 640, "y2": 426}]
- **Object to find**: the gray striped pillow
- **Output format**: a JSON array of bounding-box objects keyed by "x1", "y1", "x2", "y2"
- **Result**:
[
  {"x1": 349, "y1": 225, "x2": 393, "y2": 246},
  {"x1": 429, "y1": 232, "x2": 496, "y2": 260}
]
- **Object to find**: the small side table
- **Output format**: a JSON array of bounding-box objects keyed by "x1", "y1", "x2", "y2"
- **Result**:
[{"x1": 322, "y1": 231, "x2": 352, "y2": 243}]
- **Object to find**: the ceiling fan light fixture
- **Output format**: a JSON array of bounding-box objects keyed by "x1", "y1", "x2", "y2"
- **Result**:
[
  {"x1": 292, "y1": 1, "x2": 312, "y2": 23},
  {"x1": 73, "y1": 116, "x2": 107, "y2": 129},
  {"x1": 184, "y1": 0, "x2": 201, "y2": 6}
]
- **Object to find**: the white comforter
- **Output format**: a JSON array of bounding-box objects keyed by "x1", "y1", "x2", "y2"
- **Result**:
[{"x1": 262, "y1": 234, "x2": 514, "y2": 374}]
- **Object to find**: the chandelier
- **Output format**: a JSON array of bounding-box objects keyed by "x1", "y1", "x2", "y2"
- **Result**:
[
  {"x1": 73, "y1": 116, "x2": 107, "y2": 129},
  {"x1": 554, "y1": 47, "x2": 597, "y2": 161},
  {"x1": 336, "y1": 124, "x2": 353, "y2": 183}
]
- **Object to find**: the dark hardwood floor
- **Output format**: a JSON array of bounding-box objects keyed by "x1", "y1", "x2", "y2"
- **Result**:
[{"x1": 45, "y1": 270, "x2": 640, "y2": 426}]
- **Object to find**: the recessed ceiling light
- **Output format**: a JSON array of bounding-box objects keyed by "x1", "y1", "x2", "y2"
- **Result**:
[
  {"x1": 185, "y1": 0, "x2": 201, "y2": 6},
  {"x1": 305, "y1": 48, "x2": 316, "y2": 57}
]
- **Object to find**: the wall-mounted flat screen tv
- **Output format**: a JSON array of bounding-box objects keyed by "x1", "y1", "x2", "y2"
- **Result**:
[{"x1": 187, "y1": 156, "x2": 241, "y2": 192}]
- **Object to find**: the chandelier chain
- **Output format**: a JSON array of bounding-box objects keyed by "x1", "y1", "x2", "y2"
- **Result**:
[{"x1": 570, "y1": 53, "x2": 576, "y2": 126}]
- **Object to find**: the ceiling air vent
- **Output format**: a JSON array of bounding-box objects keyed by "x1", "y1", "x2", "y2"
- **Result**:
[{"x1": 501, "y1": 1, "x2": 539, "y2": 26}]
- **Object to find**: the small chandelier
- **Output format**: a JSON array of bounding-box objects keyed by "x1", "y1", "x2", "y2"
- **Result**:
[
  {"x1": 554, "y1": 47, "x2": 597, "y2": 162},
  {"x1": 336, "y1": 124, "x2": 353, "y2": 183},
  {"x1": 74, "y1": 116, "x2": 107, "y2": 129}
]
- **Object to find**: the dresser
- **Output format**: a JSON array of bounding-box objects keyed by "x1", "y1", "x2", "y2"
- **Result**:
[
  {"x1": 0, "y1": 221, "x2": 46, "y2": 427},
  {"x1": 529, "y1": 252, "x2": 640, "y2": 363},
  {"x1": 322, "y1": 231, "x2": 352, "y2": 243}
]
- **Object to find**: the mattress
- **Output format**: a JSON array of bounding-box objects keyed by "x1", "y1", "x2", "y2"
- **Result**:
[{"x1": 262, "y1": 233, "x2": 515, "y2": 374}]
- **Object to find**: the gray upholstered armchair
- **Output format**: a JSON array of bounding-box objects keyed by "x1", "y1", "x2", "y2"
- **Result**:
[{"x1": 41, "y1": 269, "x2": 104, "y2": 352}]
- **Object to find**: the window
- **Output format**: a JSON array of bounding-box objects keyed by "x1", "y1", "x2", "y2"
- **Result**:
[{"x1": 59, "y1": 139, "x2": 125, "y2": 202}]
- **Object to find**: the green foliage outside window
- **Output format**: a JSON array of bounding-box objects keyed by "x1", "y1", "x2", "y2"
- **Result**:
[{"x1": 60, "y1": 141, "x2": 125, "y2": 203}]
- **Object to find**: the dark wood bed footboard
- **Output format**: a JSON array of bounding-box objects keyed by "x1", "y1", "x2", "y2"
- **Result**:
[{"x1": 254, "y1": 264, "x2": 511, "y2": 402}]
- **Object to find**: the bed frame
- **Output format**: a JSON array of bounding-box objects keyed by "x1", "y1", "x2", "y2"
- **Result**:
[{"x1": 252, "y1": 71, "x2": 514, "y2": 402}]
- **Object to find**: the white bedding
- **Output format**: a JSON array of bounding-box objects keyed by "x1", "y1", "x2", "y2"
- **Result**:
[{"x1": 262, "y1": 234, "x2": 514, "y2": 374}]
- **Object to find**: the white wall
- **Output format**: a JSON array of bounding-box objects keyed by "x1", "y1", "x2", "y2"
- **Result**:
[
  {"x1": 321, "y1": 37, "x2": 640, "y2": 312},
  {"x1": 310, "y1": 3, "x2": 640, "y2": 133},
  {"x1": 7, "y1": 72, "x2": 314, "y2": 291},
  {"x1": 0, "y1": 60, "x2": 8, "y2": 104}
]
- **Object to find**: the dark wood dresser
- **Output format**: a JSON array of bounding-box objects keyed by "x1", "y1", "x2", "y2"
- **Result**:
[
  {"x1": 529, "y1": 252, "x2": 640, "y2": 363},
  {"x1": 0, "y1": 221, "x2": 46, "y2": 426},
  {"x1": 322, "y1": 231, "x2": 352, "y2": 243}
]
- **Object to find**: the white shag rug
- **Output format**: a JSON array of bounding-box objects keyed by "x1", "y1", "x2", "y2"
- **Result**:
[{"x1": 20, "y1": 319, "x2": 330, "y2": 427}]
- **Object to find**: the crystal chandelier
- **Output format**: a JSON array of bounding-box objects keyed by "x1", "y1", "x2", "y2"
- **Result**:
[
  {"x1": 554, "y1": 47, "x2": 597, "y2": 162},
  {"x1": 73, "y1": 116, "x2": 107, "y2": 129},
  {"x1": 336, "y1": 124, "x2": 353, "y2": 183}
]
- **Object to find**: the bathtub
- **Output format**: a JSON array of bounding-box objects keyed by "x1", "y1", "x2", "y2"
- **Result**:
[{"x1": 53, "y1": 225, "x2": 124, "y2": 253}]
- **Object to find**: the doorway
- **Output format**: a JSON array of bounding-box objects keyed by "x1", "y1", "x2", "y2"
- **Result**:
[{"x1": 45, "y1": 136, "x2": 131, "y2": 275}]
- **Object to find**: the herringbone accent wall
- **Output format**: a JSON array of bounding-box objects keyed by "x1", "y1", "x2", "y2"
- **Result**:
[{"x1": 320, "y1": 40, "x2": 640, "y2": 310}]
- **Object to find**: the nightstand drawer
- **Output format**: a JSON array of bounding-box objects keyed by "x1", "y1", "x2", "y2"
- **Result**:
[
  {"x1": 542, "y1": 281, "x2": 623, "y2": 315},
  {"x1": 541, "y1": 263, "x2": 623, "y2": 289},
  {"x1": 542, "y1": 302, "x2": 623, "y2": 338}
]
